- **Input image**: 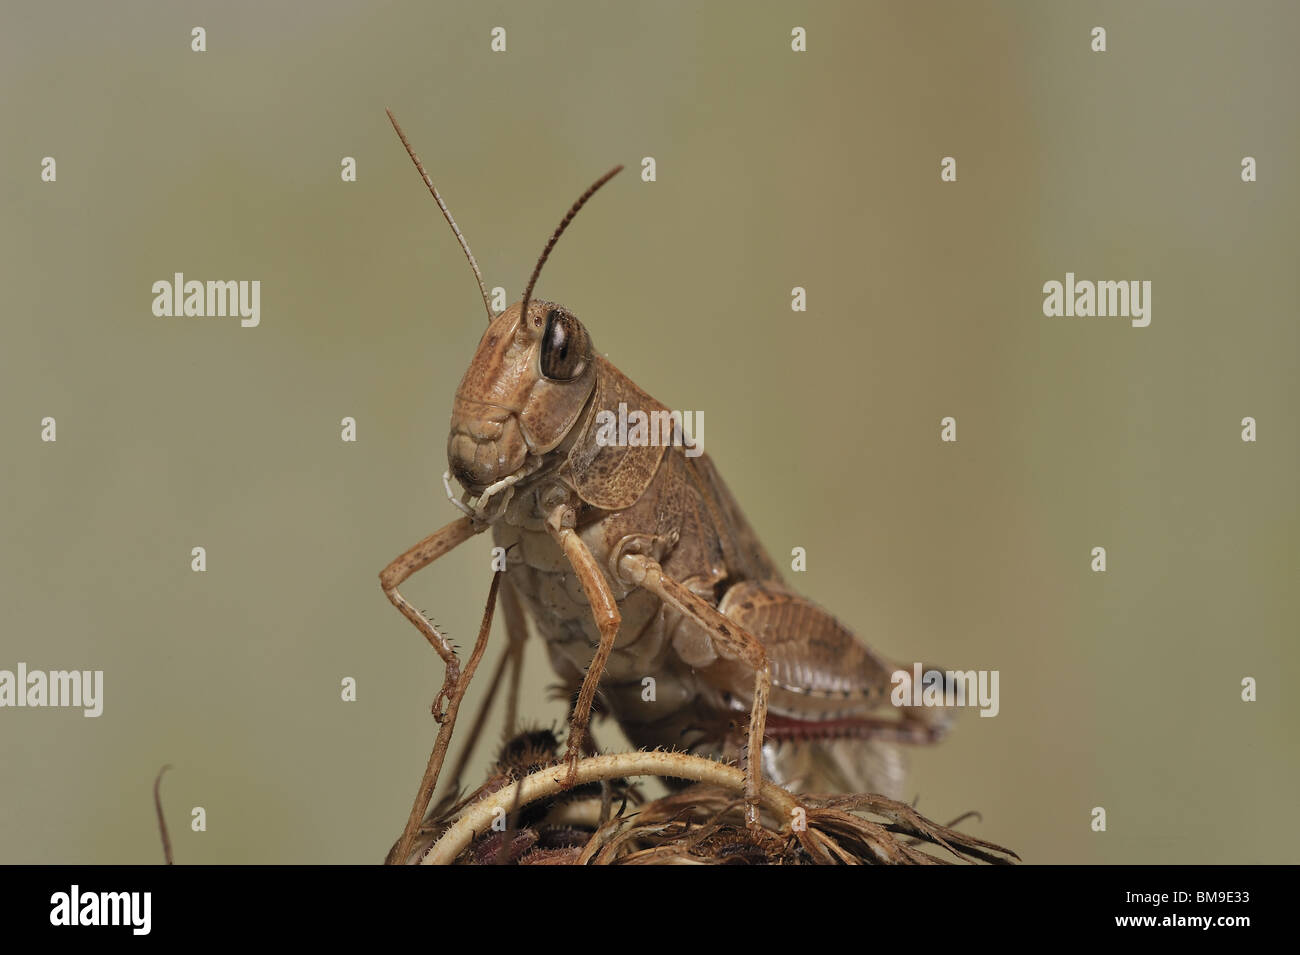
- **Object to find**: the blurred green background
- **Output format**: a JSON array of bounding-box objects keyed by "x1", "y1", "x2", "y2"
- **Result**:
[{"x1": 1, "y1": 1, "x2": 1296, "y2": 864}]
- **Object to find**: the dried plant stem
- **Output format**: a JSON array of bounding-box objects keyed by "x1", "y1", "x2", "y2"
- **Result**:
[
  {"x1": 153, "y1": 765, "x2": 173, "y2": 865},
  {"x1": 422, "y1": 750, "x2": 800, "y2": 865}
]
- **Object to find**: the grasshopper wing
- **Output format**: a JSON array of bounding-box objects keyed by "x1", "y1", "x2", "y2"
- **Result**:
[{"x1": 707, "y1": 581, "x2": 954, "y2": 796}]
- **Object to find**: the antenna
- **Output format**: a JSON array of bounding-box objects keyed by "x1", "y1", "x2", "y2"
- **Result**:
[
  {"x1": 519, "y1": 165, "x2": 623, "y2": 328},
  {"x1": 386, "y1": 109, "x2": 494, "y2": 323}
]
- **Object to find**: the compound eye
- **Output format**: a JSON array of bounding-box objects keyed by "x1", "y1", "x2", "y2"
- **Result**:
[{"x1": 539, "y1": 309, "x2": 588, "y2": 381}]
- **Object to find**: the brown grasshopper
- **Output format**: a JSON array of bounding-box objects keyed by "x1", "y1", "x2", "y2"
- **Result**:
[{"x1": 380, "y1": 111, "x2": 952, "y2": 860}]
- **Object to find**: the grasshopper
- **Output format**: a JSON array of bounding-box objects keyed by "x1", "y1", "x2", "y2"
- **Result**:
[{"x1": 380, "y1": 111, "x2": 952, "y2": 860}]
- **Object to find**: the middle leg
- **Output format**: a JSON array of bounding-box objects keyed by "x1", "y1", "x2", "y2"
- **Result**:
[{"x1": 544, "y1": 504, "x2": 622, "y2": 787}]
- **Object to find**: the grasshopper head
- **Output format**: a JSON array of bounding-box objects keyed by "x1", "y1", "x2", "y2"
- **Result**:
[
  {"x1": 383, "y1": 111, "x2": 620, "y2": 516},
  {"x1": 447, "y1": 300, "x2": 596, "y2": 500}
]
